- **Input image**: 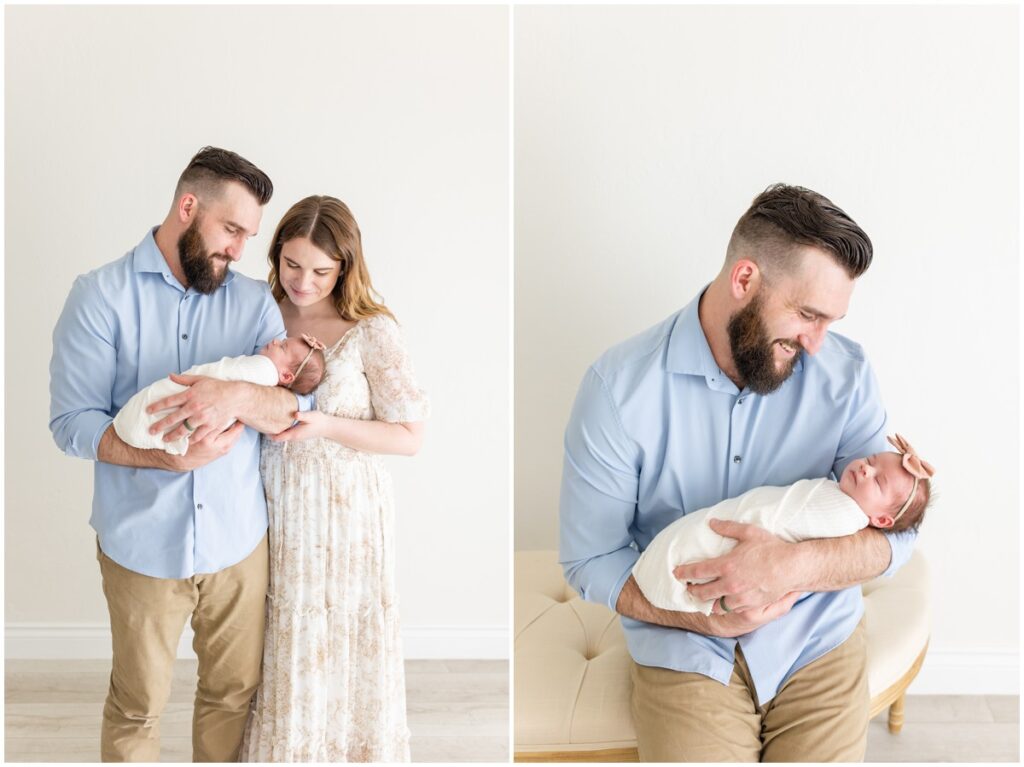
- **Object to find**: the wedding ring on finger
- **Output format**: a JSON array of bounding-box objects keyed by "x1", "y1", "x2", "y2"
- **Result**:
[
  {"x1": 719, "y1": 595, "x2": 732, "y2": 613},
  {"x1": 183, "y1": 418, "x2": 197, "y2": 433}
]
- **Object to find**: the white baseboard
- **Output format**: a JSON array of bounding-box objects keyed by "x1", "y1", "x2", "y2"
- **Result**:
[
  {"x1": 400, "y1": 625, "x2": 509, "y2": 659},
  {"x1": 907, "y1": 651, "x2": 1019, "y2": 695},
  {"x1": 6, "y1": 625, "x2": 1015, "y2": 695},
  {"x1": 5, "y1": 623, "x2": 508, "y2": 661}
]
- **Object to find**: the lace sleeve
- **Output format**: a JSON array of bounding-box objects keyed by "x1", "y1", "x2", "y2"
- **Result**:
[{"x1": 360, "y1": 314, "x2": 431, "y2": 423}]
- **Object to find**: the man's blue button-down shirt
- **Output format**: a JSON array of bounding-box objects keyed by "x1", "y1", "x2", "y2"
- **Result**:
[
  {"x1": 559, "y1": 290, "x2": 916, "y2": 706},
  {"x1": 49, "y1": 228, "x2": 292, "y2": 579}
]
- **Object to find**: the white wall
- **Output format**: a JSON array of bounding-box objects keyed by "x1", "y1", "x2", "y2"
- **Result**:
[
  {"x1": 515, "y1": 5, "x2": 1018, "y2": 692},
  {"x1": 6, "y1": 5, "x2": 509, "y2": 658}
]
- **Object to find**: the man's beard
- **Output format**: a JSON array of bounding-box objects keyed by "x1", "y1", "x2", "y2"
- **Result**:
[
  {"x1": 726, "y1": 291, "x2": 801, "y2": 395},
  {"x1": 178, "y1": 216, "x2": 229, "y2": 294}
]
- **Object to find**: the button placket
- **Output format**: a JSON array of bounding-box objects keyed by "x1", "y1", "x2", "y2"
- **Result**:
[
  {"x1": 177, "y1": 294, "x2": 191, "y2": 371},
  {"x1": 727, "y1": 394, "x2": 748, "y2": 496}
]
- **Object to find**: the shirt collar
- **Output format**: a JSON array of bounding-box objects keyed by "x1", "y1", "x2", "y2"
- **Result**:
[
  {"x1": 132, "y1": 226, "x2": 236, "y2": 287},
  {"x1": 666, "y1": 285, "x2": 803, "y2": 390},
  {"x1": 666, "y1": 288, "x2": 713, "y2": 377}
]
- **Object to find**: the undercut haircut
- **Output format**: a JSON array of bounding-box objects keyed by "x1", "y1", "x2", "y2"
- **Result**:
[
  {"x1": 175, "y1": 146, "x2": 273, "y2": 206},
  {"x1": 725, "y1": 184, "x2": 872, "y2": 280}
]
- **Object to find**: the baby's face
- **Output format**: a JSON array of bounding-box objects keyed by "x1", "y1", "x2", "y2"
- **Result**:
[
  {"x1": 258, "y1": 337, "x2": 309, "y2": 384},
  {"x1": 838, "y1": 451, "x2": 916, "y2": 529}
]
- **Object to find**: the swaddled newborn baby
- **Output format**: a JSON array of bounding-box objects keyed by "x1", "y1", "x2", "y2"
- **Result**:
[
  {"x1": 632, "y1": 434, "x2": 935, "y2": 614},
  {"x1": 113, "y1": 334, "x2": 327, "y2": 456}
]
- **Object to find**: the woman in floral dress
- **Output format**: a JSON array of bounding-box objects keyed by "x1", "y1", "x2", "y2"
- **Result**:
[{"x1": 241, "y1": 195, "x2": 429, "y2": 762}]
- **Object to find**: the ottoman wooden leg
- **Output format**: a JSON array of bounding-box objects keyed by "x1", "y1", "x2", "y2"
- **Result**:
[{"x1": 887, "y1": 694, "x2": 905, "y2": 734}]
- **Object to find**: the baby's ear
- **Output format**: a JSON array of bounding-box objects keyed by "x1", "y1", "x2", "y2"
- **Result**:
[
  {"x1": 875, "y1": 514, "x2": 895, "y2": 529},
  {"x1": 281, "y1": 370, "x2": 295, "y2": 385}
]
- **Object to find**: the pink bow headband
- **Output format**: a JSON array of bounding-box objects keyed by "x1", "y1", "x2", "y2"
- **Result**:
[
  {"x1": 290, "y1": 333, "x2": 327, "y2": 386},
  {"x1": 887, "y1": 433, "x2": 935, "y2": 522}
]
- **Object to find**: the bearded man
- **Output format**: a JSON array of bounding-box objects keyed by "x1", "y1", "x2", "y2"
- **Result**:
[
  {"x1": 49, "y1": 147, "x2": 310, "y2": 762},
  {"x1": 559, "y1": 184, "x2": 915, "y2": 762}
]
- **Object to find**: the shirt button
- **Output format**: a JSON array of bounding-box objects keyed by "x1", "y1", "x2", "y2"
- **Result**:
[
  {"x1": 181, "y1": 333, "x2": 188, "y2": 340},
  {"x1": 197, "y1": 503, "x2": 203, "y2": 510},
  {"x1": 738, "y1": 398, "x2": 745, "y2": 405},
  {"x1": 733, "y1": 455, "x2": 742, "y2": 464}
]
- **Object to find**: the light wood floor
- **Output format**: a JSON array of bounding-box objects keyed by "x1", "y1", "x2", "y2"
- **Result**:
[
  {"x1": 6, "y1": 660, "x2": 1017, "y2": 763},
  {"x1": 866, "y1": 694, "x2": 1018, "y2": 762},
  {"x1": 5, "y1": 659, "x2": 509, "y2": 763}
]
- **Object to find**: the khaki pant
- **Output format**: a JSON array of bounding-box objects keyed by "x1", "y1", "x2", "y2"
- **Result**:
[
  {"x1": 631, "y1": 619, "x2": 869, "y2": 762},
  {"x1": 97, "y1": 536, "x2": 269, "y2": 762}
]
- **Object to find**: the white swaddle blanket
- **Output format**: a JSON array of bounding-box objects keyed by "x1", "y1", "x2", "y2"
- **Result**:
[
  {"x1": 113, "y1": 354, "x2": 279, "y2": 456},
  {"x1": 632, "y1": 478, "x2": 868, "y2": 614}
]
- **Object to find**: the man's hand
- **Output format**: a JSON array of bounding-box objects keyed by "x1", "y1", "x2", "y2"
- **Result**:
[
  {"x1": 673, "y1": 519, "x2": 806, "y2": 613},
  {"x1": 96, "y1": 421, "x2": 243, "y2": 472},
  {"x1": 703, "y1": 592, "x2": 802, "y2": 637},
  {"x1": 615, "y1": 574, "x2": 799, "y2": 637},
  {"x1": 165, "y1": 422, "x2": 245, "y2": 471},
  {"x1": 673, "y1": 519, "x2": 894, "y2": 612},
  {"x1": 147, "y1": 374, "x2": 244, "y2": 444}
]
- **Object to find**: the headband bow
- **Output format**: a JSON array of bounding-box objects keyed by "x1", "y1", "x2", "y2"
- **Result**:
[
  {"x1": 886, "y1": 433, "x2": 935, "y2": 522},
  {"x1": 301, "y1": 333, "x2": 327, "y2": 352}
]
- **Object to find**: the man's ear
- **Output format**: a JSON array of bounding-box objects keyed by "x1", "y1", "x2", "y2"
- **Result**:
[
  {"x1": 729, "y1": 258, "x2": 761, "y2": 301},
  {"x1": 281, "y1": 370, "x2": 295, "y2": 385},
  {"x1": 177, "y1": 193, "x2": 199, "y2": 224}
]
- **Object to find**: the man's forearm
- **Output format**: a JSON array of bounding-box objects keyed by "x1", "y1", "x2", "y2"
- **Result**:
[
  {"x1": 791, "y1": 527, "x2": 892, "y2": 592},
  {"x1": 232, "y1": 383, "x2": 300, "y2": 435},
  {"x1": 615, "y1": 575, "x2": 716, "y2": 633},
  {"x1": 97, "y1": 425, "x2": 178, "y2": 470}
]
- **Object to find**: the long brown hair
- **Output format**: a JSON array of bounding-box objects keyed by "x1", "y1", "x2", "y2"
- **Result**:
[{"x1": 267, "y1": 195, "x2": 394, "y2": 321}]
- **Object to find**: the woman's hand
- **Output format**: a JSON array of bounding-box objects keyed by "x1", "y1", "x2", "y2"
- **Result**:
[{"x1": 270, "y1": 410, "x2": 331, "y2": 442}]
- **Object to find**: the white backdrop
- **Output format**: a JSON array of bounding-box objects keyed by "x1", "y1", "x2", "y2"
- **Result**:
[
  {"x1": 6, "y1": 5, "x2": 509, "y2": 658},
  {"x1": 514, "y1": 5, "x2": 1019, "y2": 692}
]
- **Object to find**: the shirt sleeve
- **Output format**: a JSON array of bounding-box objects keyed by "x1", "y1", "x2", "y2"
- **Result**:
[
  {"x1": 361, "y1": 314, "x2": 430, "y2": 423},
  {"x1": 559, "y1": 366, "x2": 642, "y2": 611},
  {"x1": 49, "y1": 275, "x2": 117, "y2": 460},
  {"x1": 831, "y1": 356, "x2": 916, "y2": 578}
]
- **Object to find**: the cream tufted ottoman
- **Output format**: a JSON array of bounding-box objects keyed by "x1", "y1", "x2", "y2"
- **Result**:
[{"x1": 514, "y1": 550, "x2": 930, "y2": 762}]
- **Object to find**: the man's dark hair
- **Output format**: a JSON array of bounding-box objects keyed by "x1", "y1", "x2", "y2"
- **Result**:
[
  {"x1": 725, "y1": 184, "x2": 872, "y2": 279},
  {"x1": 175, "y1": 146, "x2": 273, "y2": 206}
]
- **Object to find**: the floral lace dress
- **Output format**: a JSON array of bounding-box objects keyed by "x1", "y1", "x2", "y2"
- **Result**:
[{"x1": 240, "y1": 314, "x2": 430, "y2": 763}]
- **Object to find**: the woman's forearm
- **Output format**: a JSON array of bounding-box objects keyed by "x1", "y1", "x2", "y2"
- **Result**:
[{"x1": 323, "y1": 417, "x2": 425, "y2": 456}]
